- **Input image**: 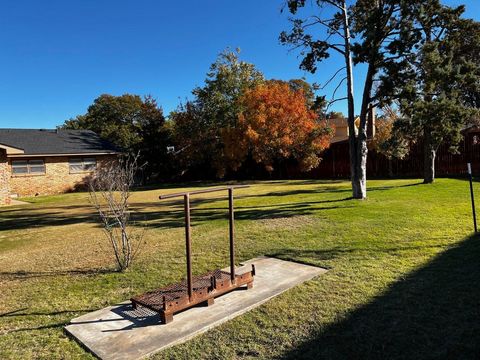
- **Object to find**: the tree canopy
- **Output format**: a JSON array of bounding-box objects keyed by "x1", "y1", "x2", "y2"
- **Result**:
[
  {"x1": 379, "y1": 2, "x2": 480, "y2": 183},
  {"x1": 281, "y1": 0, "x2": 480, "y2": 190},
  {"x1": 170, "y1": 49, "x2": 264, "y2": 177},
  {"x1": 281, "y1": 0, "x2": 412, "y2": 198},
  {"x1": 170, "y1": 50, "x2": 334, "y2": 178},
  {"x1": 229, "y1": 80, "x2": 332, "y2": 172},
  {"x1": 62, "y1": 94, "x2": 171, "y2": 181},
  {"x1": 63, "y1": 94, "x2": 165, "y2": 152}
]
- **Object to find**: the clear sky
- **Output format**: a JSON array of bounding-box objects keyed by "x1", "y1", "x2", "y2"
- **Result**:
[{"x1": 0, "y1": 0, "x2": 478, "y2": 129}]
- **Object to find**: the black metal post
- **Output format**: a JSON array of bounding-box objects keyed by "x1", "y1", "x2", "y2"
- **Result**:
[
  {"x1": 468, "y1": 163, "x2": 477, "y2": 233},
  {"x1": 184, "y1": 194, "x2": 193, "y2": 300},
  {"x1": 228, "y1": 188, "x2": 236, "y2": 283}
]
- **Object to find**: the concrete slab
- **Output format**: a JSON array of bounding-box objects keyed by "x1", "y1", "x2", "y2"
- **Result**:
[
  {"x1": 2, "y1": 199, "x2": 29, "y2": 206},
  {"x1": 65, "y1": 257, "x2": 327, "y2": 360}
]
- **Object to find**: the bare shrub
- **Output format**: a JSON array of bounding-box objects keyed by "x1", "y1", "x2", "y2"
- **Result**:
[{"x1": 88, "y1": 154, "x2": 145, "y2": 271}]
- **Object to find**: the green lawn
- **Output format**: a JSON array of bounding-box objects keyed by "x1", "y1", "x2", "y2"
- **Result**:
[{"x1": 1, "y1": 179, "x2": 479, "y2": 359}]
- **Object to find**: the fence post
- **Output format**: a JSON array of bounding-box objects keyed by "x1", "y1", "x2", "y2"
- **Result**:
[{"x1": 468, "y1": 163, "x2": 477, "y2": 233}]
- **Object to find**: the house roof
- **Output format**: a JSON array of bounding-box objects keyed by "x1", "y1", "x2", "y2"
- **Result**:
[
  {"x1": 0, "y1": 129, "x2": 119, "y2": 156},
  {"x1": 326, "y1": 117, "x2": 361, "y2": 144}
]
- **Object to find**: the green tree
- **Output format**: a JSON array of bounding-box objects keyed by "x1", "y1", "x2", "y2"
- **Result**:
[
  {"x1": 327, "y1": 111, "x2": 345, "y2": 119},
  {"x1": 281, "y1": 0, "x2": 410, "y2": 199},
  {"x1": 443, "y1": 19, "x2": 480, "y2": 109},
  {"x1": 169, "y1": 102, "x2": 210, "y2": 177},
  {"x1": 171, "y1": 49, "x2": 264, "y2": 177},
  {"x1": 63, "y1": 94, "x2": 144, "y2": 152},
  {"x1": 62, "y1": 94, "x2": 170, "y2": 181},
  {"x1": 380, "y1": 3, "x2": 480, "y2": 183},
  {"x1": 136, "y1": 96, "x2": 173, "y2": 181}
]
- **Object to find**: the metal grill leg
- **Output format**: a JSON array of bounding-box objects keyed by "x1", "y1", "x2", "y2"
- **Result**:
[
  {"x1": 205, "y1": 298, "x2": 214, "y2": 306},
  {"x1": 228, "y1": 188, "x2": 236, "y2": 283},
  {"x1": 161, "y1": 312, "x2": 173, "y2": 324},
  {"x1": 184, "y1": 194, "x2": 193, "y2": 301}
]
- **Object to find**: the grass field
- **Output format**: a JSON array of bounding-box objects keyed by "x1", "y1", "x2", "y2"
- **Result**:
[{"x1": 1, "y1": 178, "x2": 479, "y2": 359}]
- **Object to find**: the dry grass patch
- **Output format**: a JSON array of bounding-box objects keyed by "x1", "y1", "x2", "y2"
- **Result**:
[{"x1": 258, "y1": 214, "x2": 319, "y2": 230}]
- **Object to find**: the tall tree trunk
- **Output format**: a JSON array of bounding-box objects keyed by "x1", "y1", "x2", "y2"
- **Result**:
[
  {"x1": 423, "y1": 128, "x2": 436, "y2": 183},
  {"x1": 341, "y1": 1, "x2": 359, "y2": 198},
  {"x1": 354, "y1": 62, "x2": 376, "y2": 199},
  {"x1": 354, "y1": 132, "x2": 368, "y2": 198}
]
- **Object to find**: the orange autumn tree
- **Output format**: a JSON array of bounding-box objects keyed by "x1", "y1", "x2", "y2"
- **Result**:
[{"x1": 227, "y1": 80, "x2": 332, "y2": 172}]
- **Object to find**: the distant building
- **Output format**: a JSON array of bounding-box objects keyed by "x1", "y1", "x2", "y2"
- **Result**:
[
  {"x1": 327, "y1": 107, "x2": 376, "y2": 144},
  {"x1": 0, "y1": 129, "x2": 119, "y2": 205}
]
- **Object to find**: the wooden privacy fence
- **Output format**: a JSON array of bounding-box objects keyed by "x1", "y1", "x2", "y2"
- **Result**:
[{"x1": 284, "y1": 130, "x2": 480, "y2": 179}]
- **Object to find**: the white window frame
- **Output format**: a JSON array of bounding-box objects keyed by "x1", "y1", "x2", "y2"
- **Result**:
[
  {"x1": 69, "y1": 157, "x2": 97, "y2": 173},
  {"x1": 11, "y1": 159, "x2": 45, "y2": 175}
]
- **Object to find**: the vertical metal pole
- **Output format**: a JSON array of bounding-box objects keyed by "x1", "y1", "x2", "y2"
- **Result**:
[
  {"x1": 228, "y1": 188, "x2": 235, "y2": 283},
  {"x1": 468, "y1": 163, "x2": 477, "y2": 233},
  {"x1": 184, "y1": 194, "x2": 193, "y2": 300}
]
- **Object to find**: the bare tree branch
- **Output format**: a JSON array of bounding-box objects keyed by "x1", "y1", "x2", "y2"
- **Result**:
[
  {"x1": 325, "y1": 96, "x2": 348, "y2": 112},
  {"x1": 332, "y1": 76, "x2": 348, "y2": 101},
  {"x1": 330, "y1": 44, "x2": 346, "y2": 55},
  {"x1": 88, "y1": 154, "x2": 146, "y2": 271},
  {"x1": 320, "y1": 66, "x2": 347, "y2": 89},
  {"x1": 307, "y1": 15, "x2": 345, "y2": 38}
]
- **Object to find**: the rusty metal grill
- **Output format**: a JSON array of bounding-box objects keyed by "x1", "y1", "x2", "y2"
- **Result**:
[
  {"x1": 132, "y1": 270, "x2": 230, "y2": 310},
  {"x1": 130, "y1": 186, "x2": 255, "y2": 324}
]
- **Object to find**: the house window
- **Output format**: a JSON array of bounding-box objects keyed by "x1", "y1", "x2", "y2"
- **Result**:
[
  {"x1": 69, "y1": 157, "x2": 97, "y2": 173},
  {"x1": 11, "y1": 159, "x2": 45, "y2": 175},
  {"x1": 83, "y1": 158, "x2": 97, "y2": 171}
]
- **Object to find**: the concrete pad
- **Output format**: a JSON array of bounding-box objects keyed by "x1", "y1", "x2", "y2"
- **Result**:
[
  {"x1": 65, "y1": 257, "x2": 327, "y2": 360},
  {"x1": 2, "y1": 199, "x2": 29, "y2": 206}
]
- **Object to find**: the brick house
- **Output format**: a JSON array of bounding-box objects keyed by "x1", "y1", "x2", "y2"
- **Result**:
[{"x1": 0, "y1": 129, "x2": 119, "y2": 205}]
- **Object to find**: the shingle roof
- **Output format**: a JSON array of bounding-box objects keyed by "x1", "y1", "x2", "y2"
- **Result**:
[{"x1": 0, "y1": 129, "x2": 119, "y2": 155}]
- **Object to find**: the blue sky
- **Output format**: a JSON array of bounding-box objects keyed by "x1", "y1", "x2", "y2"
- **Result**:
[{"x1": 0, "y1": 0, "x2": 478, "y2": 129}]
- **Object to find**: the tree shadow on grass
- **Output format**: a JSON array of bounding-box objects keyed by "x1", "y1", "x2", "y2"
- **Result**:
[
  {"x1": 0, "y1": 181, "x2": 419, "y2": 233},
  {"x1": 141, "y1": 201, "x2": 354, "y2": 230},
  {"x1": 0, "y1": 209, "x2": 97, "y2": 231},
  {"x1": 0, "y1": 195, "x2": 344, "y2": 232},
  {"x1": 3, "y1": 322, "x2": 67, "y2": 334},
  {"x1": 268, "y1": 243, "x2": 456, "y2": 268},
  {"x1": 0, "y1": 268, "x2": 116, "y2": 280},
  {"x1": 202, "y1": 197, "x2": 353, "y2": 211},
  {"x1": 250, "y1": 181, "x2": 423, "y2": 198},
  {"x1": 268, "y1": 248, "x2": 357, "y2": 265},
  {"x1": 0, "y1": 308, "x2": 98, "y2": 318},
  {"x1": 281, "y1": 234, "x2": 480, "y2": 360},
  {"x1": 1, "y1": 308, "x2": 101, "y2": 334}
]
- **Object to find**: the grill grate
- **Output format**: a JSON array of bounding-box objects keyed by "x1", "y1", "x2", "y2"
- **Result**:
[{"x1": 131, "y1": 269, "x2": 231, "y2": 310}]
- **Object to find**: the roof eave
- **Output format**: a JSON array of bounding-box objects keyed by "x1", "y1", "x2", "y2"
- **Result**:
[
  {"x1": 0, "y1": 143, "x2": 25, "y2": 155},
  {"x1": 6, "y1": 151, "x2": 120, "y2": 158}
]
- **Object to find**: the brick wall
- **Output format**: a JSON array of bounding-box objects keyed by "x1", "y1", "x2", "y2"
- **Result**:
[
  {"x1": 0, "y1": 150, "x2": 11, "y2": 205},
  {"x1": 9, "y1": 155, "x2": 116, "y2": 197}
]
